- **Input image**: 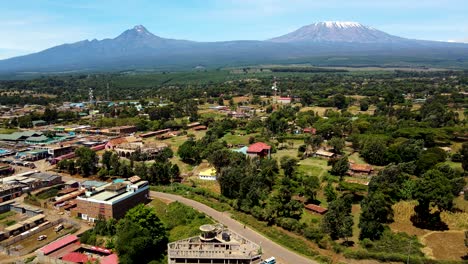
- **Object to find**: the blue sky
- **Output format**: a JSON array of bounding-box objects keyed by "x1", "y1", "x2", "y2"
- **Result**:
[{"x1": 1, "y1": 0, "x2": 467, "y2": 59}]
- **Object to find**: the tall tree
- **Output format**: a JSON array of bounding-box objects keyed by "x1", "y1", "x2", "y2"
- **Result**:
[
  {"x1": 280, "y1": 156, "x2": 298, "y2": 178},
  {"x1": 359, "y1": 191, "x2": 394, "y2": 240},
  {"x1": 412, "y1": 169, "x2": 454, "y2": 229},
  {"x1": 330, "y1": 155, "x2": 349, "y2": 179},
  {"x1": 329, "y1": 137, "x2": 345, "y2": 154},
  {"x1": 75, "y1": 147, "x2": 98, "y2": 176},
  {"x1": 116, "y1": 205, "x2": 167, "y2": 264},
  {"x1": 322, "y1": 196, "x2": 354, "y2": 241}
]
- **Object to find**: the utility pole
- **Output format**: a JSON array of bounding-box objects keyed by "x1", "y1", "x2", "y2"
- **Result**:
[
  {"x1": 407, "y1": 240, "x2": 413, "y2": 264},
  {"x1": 107, "y1": 83, "x2": 110, "y2": 101}
]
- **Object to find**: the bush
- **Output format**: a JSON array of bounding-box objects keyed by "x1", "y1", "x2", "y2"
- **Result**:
[
  {"x1": 276, "y1": 217, "x2": 302, "y2": 232},
  {"x1": 344, "y1": 250, "x2": 433, "y2": 264},
  {"x1": 303, "y1": 226, "x2": 324, "y2": 243}
]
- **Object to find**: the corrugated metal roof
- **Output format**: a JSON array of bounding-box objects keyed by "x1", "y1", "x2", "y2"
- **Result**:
[
  {"x1": 39, "y1": 234, "x2": 79, "y2": 255},
  {"x1": 100, "y1": 253, "x2": 118, "y2": 264},
  {"x1": 247, "y1": 142, "x2": 271, "y2": 153}
]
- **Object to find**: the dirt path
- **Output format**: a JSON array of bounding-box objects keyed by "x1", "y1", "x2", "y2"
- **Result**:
[{"x1": 152, "y1": 191, "x2": 317, "y2": 264}]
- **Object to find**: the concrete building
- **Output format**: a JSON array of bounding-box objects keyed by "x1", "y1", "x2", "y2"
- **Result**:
[
  {"x1": 75, "y1": 179, "x2": 149, "y2": 221},
  {"x1": 198, "y1": 168, "x2": 217, "y2": 181},
  {"x1": 0, "y1": 184, "x2": 22, "y2": 202},
  {"x1": 168, "y1": 224, "x2": 262, "y2": 264}
]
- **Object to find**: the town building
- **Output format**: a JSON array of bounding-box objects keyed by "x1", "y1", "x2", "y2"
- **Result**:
[
  {"x1": 114, "y1": 141, "x2": 168, "y2": 160},
  {"x1": 108, "y1": 125, "x2": 137, "y2": 135},
  {"x1": 37, "y1": 234, "x2": 118, "y2": 264},
  {"x1": 302, "y1": 127, "x2": 317, "y2": 135},
  {"x1": 168, "y1": 224, "x2": 262, "y2": 264},
  {"x1": 246, "y1": 142, "x2": 271, "y2": 159},
  {"x1": 277, "y1": 97, "x2": 292, "y2": 104},
  {"x1": 0, "y1": 184, "x2": 22, "y2": 202},
  {"x1": 198, "y1": 168, "x2": 217, "y2": 181},
  {"x1": 305, "y1": 204, "x2": 328, "y2": 215},
  {"x1": 74, "y1": 179, "x2": 149, "y2": 221},
  {"x1": 313, "y1": 149, "x2": 336, "y2": 159},
  {"x1": 47, "y1": 145, "x2": 74, "y2": 158},
  {"x1": 349, "y1": 163, "x2": 374, "y2": 176}
]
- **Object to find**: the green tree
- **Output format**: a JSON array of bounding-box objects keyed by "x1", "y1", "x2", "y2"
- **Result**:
[
  {"x1": 75, "y1": 147, "x2": 98, "y2": 176},
  {"x1": 301, "y1": 175, "x2": 320, "y2": 202},
  {"x1": 280, "y1": 156, "x2": 298, "y2": 178},
  {"x1": 101, "y1": 151, "x2": 113, "y2": 170},
  {"x1": 330, "y1": 155, "x2": 349, "y2": 179},
  {"x1": 360, "y1": 138, "x2": 388, "y2": 165},
  {"x1": 116, "y1": 205, "x2": 167, "y2": 264},
  {"x1": 333, "y1": 93, "x2": 348, "y2": 109},
  {"x1": 412, "y1": 169, "x2": 454, "y2": 229},
  {"x1": 460, "y1": 142, "x2": 468, "y2": 172},
  {"x1": 359, "y1": 191, "x2": 394, "y2": 240},
  {"x1": 304, "y1": 135, "x2": 323, "y2": 153},
  {"x1": 359, "y1": 99, "x2": 369, "y2": 111},
  {"x1": 322, "y1": 196, "x2": 354, "y2": 241},
  {"x1": 329, "y1": 137, "x2": 345, "y2": 154},
  {"x1": 177, "y1": 140, "x2": 200, "y2": 164},
  {"x1": 324, "y1": 181, "x2": 337, "y2": 202}
]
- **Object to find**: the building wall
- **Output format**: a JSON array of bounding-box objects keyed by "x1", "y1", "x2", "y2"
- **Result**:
[
  {"x1": 112, "y1": 189, "x2": 148, "y2": 219},
  {"x1": 76, "y1": 188, "x2": 148, "y2": 221}
]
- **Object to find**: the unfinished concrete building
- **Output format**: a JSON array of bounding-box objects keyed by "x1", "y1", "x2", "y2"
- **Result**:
[{"x1": 168, "y1": 224, "x2": 262, "y2": 264}]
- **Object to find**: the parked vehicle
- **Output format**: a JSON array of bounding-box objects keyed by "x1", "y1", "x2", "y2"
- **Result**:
[
  {"x1": 262, "y1": 257, "x2": 276, "y2": 264},
  {"x1": 37, "y1": 235, "x2": 47, "y2": 241},
  {"x1": 54, "y1": 224, "x2": 64, "y2": 232}
]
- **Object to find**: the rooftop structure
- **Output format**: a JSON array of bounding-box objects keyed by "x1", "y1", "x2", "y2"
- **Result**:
[
  {"x1": 313, "y1": 149, "x2": 336, "y2": 159},
  {"x1": 168, "y1": 224, "x2": 262, "y2": 264},
  {"x1": 305, "y1": 204, "x2": 328, "y2": 215},
  {"x1": 198, "y1": 168, "x2": 217, "y2": 181},
  {"x1": 247, "y1": 142, "x2": 271, "y2": 159},
  {"x1": 75, "y1": 179, "x2": 149, "y2": 221},
  {"x1": 37, "y1": 234, "x2": 118, "y2": 264},
  {"x1": 349, "y1": 163, "x2": 374, "y2": 175}
]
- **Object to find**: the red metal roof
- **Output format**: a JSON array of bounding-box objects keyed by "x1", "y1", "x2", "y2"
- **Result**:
[
  {"x1": 305, "y1": 204, "x2": 328, "y2": 214},
  {"x1": 90, "y1": 144, "x2": 106, "y2": 151},
  {"x1": 39, "y1": 235, "x2": 79, "y2": 255},
  {"x1": 62, "y1": 252, "x2": 90, "y2": 263},
  {"x1": 100, "y1": 254, "x2": 119, "y2": 264},
  {"x1": 247, "y1": 142, "x2": 271, "y2": 153}
]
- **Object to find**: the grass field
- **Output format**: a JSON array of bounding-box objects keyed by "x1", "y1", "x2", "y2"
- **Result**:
[
  {"x1": 421, "y1": 231, "x2": 467, "y2": 260},
  {"x1": 0, "y1": 128, "x2": 19, "y2": 134},
  {"x1": 389, "y1": 200, "x2": 468, "y2": 261},
  {"x1": 149, "y1": 198, "x2": 213, "y2": 242}
]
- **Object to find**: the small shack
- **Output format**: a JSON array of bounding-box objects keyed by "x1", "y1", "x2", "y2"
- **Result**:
[{"x1": 305, "y1": 204, "x2": 328, "y2": 215}]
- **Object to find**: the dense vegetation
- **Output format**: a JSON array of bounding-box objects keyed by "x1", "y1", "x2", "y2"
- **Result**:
[{"x1": 2, "y1": 68, "x2": 467, "y2": 262}]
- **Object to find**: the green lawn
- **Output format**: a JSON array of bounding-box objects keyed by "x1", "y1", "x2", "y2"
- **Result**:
[
  {"x1": 347, "y1": 152, "x2": 368, "y2": 165},
  {"x1": 221, "y1": 133, "x2": 258, "y2": 146}
]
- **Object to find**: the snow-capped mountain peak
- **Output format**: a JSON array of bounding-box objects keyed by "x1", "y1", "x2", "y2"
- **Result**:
[
  {"x1": 269, "y1": 21, "x2": 402, "y2": 43},
  {"x1": 320, "y1": 21, "x2": 364, "y2": 28}
]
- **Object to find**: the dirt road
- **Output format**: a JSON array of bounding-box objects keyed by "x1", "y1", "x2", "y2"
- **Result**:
[{"x1": 152, "y1": 191, "x2": 317, "y2": 264}]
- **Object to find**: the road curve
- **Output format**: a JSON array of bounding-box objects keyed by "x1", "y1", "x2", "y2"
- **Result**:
[{"x1": 152, "y1": 191, "x2": 316, "y2": 264}]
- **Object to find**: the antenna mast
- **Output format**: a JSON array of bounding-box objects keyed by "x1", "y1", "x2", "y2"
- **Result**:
[{"x1": 271, "y1": 77, "x2": 278, "y2": 103}]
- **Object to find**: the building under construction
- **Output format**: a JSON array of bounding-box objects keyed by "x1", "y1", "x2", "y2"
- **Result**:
[{"x1": 168, "y1": 224, "x2": 262, "y2": 264}]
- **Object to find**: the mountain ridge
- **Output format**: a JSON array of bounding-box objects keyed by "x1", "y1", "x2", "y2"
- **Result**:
[{"x1": 1, "y1": 22, "x2": 468, "y2": 74}]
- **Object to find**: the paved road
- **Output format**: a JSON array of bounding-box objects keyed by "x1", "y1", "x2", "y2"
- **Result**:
[{"x1": 152, "y1": 191, "x2": 316, "y2": 264}]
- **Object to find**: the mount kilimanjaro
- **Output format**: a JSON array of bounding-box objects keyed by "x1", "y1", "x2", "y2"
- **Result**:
[{"x1": 0, "y1": 22, "x2": 467, "y2": 74}]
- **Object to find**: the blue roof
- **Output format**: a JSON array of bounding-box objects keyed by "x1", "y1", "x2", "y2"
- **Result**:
[
  {"x1": 232, "y1": 146, "x2": 248, "y2": 155},
  {"x1": 81, "y1": 180, "x2": 106, "y2": 188},
  {"x1": 113, "y1": 179, "x2": 125, "y2": 183}
]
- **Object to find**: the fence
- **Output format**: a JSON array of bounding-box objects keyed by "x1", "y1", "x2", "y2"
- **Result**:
[{"x1": 0, "y1": 218, "x2": 66, "y2": 256}]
